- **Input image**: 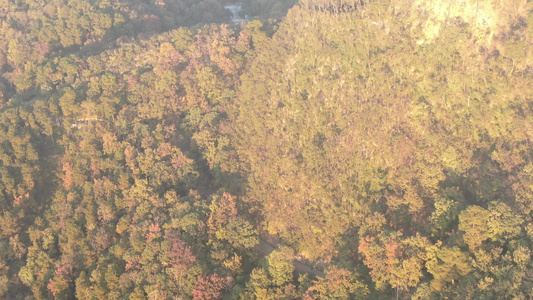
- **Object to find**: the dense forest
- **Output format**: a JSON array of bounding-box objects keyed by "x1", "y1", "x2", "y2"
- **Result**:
[{"x1": 0, "y1": 0, "x2": 532, "y2": 298}]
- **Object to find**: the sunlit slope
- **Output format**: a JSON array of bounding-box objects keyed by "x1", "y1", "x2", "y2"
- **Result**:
[
  {"x1": 231, "y1": 0, "x2": 533, "y2": 263},
  {"x1": 414, "y1": 0, "x2": 530, "y2": 43}
]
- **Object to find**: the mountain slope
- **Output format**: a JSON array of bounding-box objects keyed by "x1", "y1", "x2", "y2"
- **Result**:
[{"x1": 231, "y1": 0, "x2": 533, "y2": 296}]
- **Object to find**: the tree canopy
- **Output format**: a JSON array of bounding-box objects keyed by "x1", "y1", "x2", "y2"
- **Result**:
[{"x1": 0, "y1": 0, "x2": 532, "y2": 299}]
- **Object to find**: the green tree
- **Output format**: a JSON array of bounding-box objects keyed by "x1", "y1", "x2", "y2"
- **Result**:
[
  {"x1": 426, "y1": 244, "x2": 471, "y2": 291},
  {"x1": 267, "y1": 246, "x2": 294, "y2": 287},
  {"x1": 304, "y1": 266, "x2": 368, "y2": 300},
  {"x1": 458, "y1": 206, "x2": 491, "y2": 251}
]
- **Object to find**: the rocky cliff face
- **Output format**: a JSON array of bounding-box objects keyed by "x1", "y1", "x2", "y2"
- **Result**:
[{"x1": 414, "y1": 0, "x2": 530, "y2": 44}]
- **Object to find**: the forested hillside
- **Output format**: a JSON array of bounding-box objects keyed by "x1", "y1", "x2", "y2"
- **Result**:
[{"x1": 0, "y1": 0, "x2": 532, "y2": 299}]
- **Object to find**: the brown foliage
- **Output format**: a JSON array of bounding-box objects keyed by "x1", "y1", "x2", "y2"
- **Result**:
[{"x1": 192, "y1": 273, "x2": 231, "y2": 300}]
